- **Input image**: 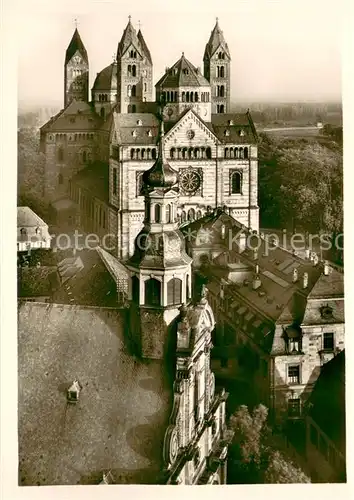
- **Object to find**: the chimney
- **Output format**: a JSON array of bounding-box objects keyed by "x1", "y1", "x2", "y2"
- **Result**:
[
  {"x1": 303, "y1": 272, "x2": 308, "y2": 289},
  {"x1": 323, "y1": 260, "x2": 330, "y2": 276},
  {"x1": 292, "y1": 268, "x2": 298, "y2": 283},
  {"x1": 252, "y1": 267, "x2": 261, "y2": 290},
  {"x1": 305, "y1": 248, "x2": 310, "y2": 260},
  {"x1": 313, "y1": 254, "x2": 319, "y2": 266}
]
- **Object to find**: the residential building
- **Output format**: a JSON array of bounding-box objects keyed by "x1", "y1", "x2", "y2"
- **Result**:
[{"x1": 17, "y1": 206, "x2": 51, "y2": 252}]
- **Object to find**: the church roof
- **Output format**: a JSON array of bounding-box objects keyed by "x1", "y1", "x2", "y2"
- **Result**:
[
  {"x1": 137, "y1": 29, "x2": 152, "y2": 64},
  {"x1": 92, "y1": 62, "x2": 117, "y2": 91},
  {"x1": 72, "y1": 161, "x2": 110, "y2": 204},
  {"x1": 65, "y1": 28, "x2": 88, "y2": 64},
  {"x1": 18, "y1": 301, "x2": 172, "y2": 485},
  {"x1": 156, "y1": 54, "x2": 210, "y2": 88},
  {"x1": 113, "y1": 112, "x2": 159, "y2": 145},
  {"x1": 210, "y1": 112, "x2": 258, "y2": 144},
  {"x1": 117, "y1": 18, "x2": 141, "y2": 58},
  {"x1": 40, "y1": 100, "x2": 101, "y2": 132},
  {"x1": 203, "y1": 20, "x2": 230, "y2": 60}
]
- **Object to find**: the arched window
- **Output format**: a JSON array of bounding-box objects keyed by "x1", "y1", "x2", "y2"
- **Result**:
[
  {"x1": 100, "y1": 107, "x2": 105, "y2": 119},
  {"x1": 166, "y1": 204, "x2": 172, "y2": 223},
  {"x1": 154, "y1": 204, "x2": 161, "y2": 222},
  {"x1": 57, "y1": 147, "x2": 64, "y2": 162},
  {"x1": 131, "y1": 85, "x2": 137, "y2": 97},
  {"x1": 58, "y1": 173, "x2": 63, "y2": 185},
  {"x1": 234, "y1": 148, "x2": 239, "y2": 158},
  {"x1": 195, "y1": 92, "x2": 198, "y2": 102},
  {"x1": 147, "y1": 148, "x2": 151, "y2": 159},
  {"x1": 188, "y1": 148, "x2": 193, "y2": 159},
  {"x1": 224, "y1": 147, "x2": 229, "y2": 159},
  {"x1": 128, "y1": 65, "x2": 132, "y2": 76},
  {"x1": 131, "y1": 104, "x2": 136, "y2": 113},
  {"x1": 231, "y1": 171, "x2": 242, "y2": 194},
  {"x1": 144, "y1": 82, "x2": 147, "y2": 92},
  {"x1": 127, "y1": 85, "x2": 132, "y2": 97},
  {"x1": 170, "y1": 148, "x2": 176, "y2": 159},
  {"x1": 206, "y1": 147, "x2": 212, "y2": 159},
  {"x1": 181, "y1": 211, "x2": 186, "y2": 222},
  {"x1": 167, "y1": 278, "x2": 182, "y2": 305},
  {"x1": 188, "y1": 208, "x2": 195, "y2": 221},
  {"x1": 220, "y1": 85, "x2": 225, "y2": 97},
  {"x1": 141, "y1": 149, "x2": 146, "y2": 159},
  {"x1": 244, "y1": 147, "x2": 249, "y2": 159},
  {"x1": 190, "y1": 92, "x2": 194, "y2": 103},
  {"x1": 182, "y1": 92, "x2": 185, "y2": 102},
  {"x1": 194, "y1": 148, "x2": 199, "y2": 159},
  {"x1": 145, "y1": 278, "x2": 161, "y2": 306},
  {"x1": 220, "y1": 66, "x2": 225, "y2": 78},
  {"x1": 131, "y1": 148, "x2": 135, "y2": 160},
  {"x1": 152, "y1": 148, "x2": 157, "y2": 159},
  {"x1": 132, "y1": 65, "x2": 136, "y2": 77},
  {"x1": 239, "y1": 147, "x2": 244, "y2": 159},
  {"x1": 186, "y1": 92, "x2": 190, "y2": 103},
  {"x1": 132, "y1": 276, "x2": 140, "y2": 303}
]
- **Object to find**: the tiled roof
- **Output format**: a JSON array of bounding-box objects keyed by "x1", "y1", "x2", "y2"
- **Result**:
[
  {"x1": 137, "y1": 29, "x2": 152, "y2": 64},
  {"x1": 92, "y1": 63, "x2": 117, "y2": 91},
  {"x1": 17, "y1": 207, "x2": 48, "y2": 228},
  {"x1": 156, "y1": 54, "x2": 210, "y2": 88},
  {"x1": 41, "y1": 100, "x2": 101, "y2": 132},
  {"x1": 113, "y1": 112, "x2": 159, "y2": 145},
  {"x1": 65, "y1": 28, "x2": 88, "y2": 64},
  {"x1": 210, "y1": 112, "x2": 258, "y2": 144},
  {"x1": 308, "y1": 269, "x2": 344, "y2": 298},
  {"x1": 117, "y1": 19, "x2": 141, "y2": 58},
  {"x1": 307, "y1": 350, "x2": 345, "y2": 453},
  {"x1": 203, "y1": 20, "x2": 230, "y2": 60},
  {"x1": 72, "y1": 161, "x2": 109, "y2": 204},
  {"x1": 18, "y1": 302, "x2": 172, "y2": 485}
]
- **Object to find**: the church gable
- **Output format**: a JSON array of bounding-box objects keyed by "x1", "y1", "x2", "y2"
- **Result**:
[{"x1": 164, "y1": 109, "x2": 219, "y2": 149}]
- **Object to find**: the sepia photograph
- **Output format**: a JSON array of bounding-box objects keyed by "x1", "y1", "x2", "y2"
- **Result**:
[{"x1": 1, "y1": 0, "x2": 349, "y2": 493}]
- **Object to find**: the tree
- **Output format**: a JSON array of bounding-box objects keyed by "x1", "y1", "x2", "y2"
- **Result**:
[{"x1": 228, "y1": 404, "x2": 310, "y2": 484}]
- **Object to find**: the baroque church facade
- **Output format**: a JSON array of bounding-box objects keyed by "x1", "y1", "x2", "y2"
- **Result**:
[{"x1": 40, "y1": 18, "x2": 259, "y2": 259}]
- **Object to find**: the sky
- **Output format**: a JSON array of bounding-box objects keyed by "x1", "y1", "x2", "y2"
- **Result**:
[{"x1": 15, "y1": 0, "x2": 344, "y2": 109}]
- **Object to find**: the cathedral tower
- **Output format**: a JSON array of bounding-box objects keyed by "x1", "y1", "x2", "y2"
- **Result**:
[
  {"x1": 64, "y1": 27, "x2": 89, "y2": 107},
  {"x1": 203, "y1": 19, "x2": 231, "y2": 114},
  {"x1": 116, "y1": 18, "x2": 153, "y2": 113},
  {"x1": 126, "y1": 115, "x2": 192, "y2": 359}
]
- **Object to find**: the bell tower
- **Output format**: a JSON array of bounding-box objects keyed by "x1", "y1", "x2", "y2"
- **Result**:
[
  {"x1": 64, "y1": 25, "x2": 89, "y2": 106},
  {"x1": 116, "y1": 17, "x2": 153, "y2": 113},
  {"x1": 126, "y1": 109, "x2": 192, "y2": 359},
  {"x1": 203, "y1": 19, "x2": 231, "y2": 114}
]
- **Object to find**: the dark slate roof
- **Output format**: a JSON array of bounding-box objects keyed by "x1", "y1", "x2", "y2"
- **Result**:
[
  {"x1": 307, "y1": 350, "x2": 345, "y2": 453},
  {"x1": 18, "y1": 302, "x2": 172, "y2": 485},
  {"x1": 72, "y1": 161, "x2": 109, "y2": 204},
  {"x1": 203, "y1": 20, "x2": 230, "y2": 60},
  {"x1": 210, "y1": 112, "x2": 258, "y2": 144},
  {"x1": 92, "y1": 62, "x2": 117, "y2": 91},
  {"x1": 65, "y1": 28, "x2": 88, "y2": 64},
  {"x1": 41, "y1": 100, "x2": 102, "y2": 133},
  {"x1": 117, "y1": 19, "x2": 141, "y2": 58},
  {"x1": 113, "y1": 112, "x2": 159, "y2": 145},
  {"x1": 137, "y1": 29, "x2": 152, "y2": 64},
  {"x1": 156, "y1": 54, "x2": 210, "y2": 88},
  {"x1": 18, "y1": 266, "x2": 59, "y2": 298}
]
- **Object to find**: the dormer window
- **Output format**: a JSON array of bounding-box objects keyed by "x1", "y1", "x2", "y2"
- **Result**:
[
  {"x1": 239, "y1": 129, "x2": 245, "y2": 137},
  {"x1": 147, "y1": 130, "x2": 152, "y2": 137},
  {"x1": 137, "y1": 119, "x2": 142, "y2": 126},
  {"x1": 132, "y1": 130, "x2": 137, "y2": 137},
  {"x1": 224, "y1": 129, "x2": 230, "y2": 136},
  {"x1": 285, "y1": 326, "x2": 302, "y2": 354},
  {"x1": 183, "y1": 68, "x2": 189, "y2": 75},
  {"x1": 228, "y1": 120, "x2": 234, "y2": 126},
  {"x1": 320, "y1": 305, "x2": 333, "y2": 320},
  {"x1": 67, "y1": 380, "x2": 81, "y2": 403}
]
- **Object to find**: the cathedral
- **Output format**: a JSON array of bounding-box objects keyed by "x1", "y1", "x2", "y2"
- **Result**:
[{"x1": 40, "y1": 17, "x2": 259, "y2": 259}]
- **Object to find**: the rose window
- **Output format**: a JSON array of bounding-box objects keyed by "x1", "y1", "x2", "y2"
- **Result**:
[{"x1": 180, "y1": 170, "x2": 201, "y2": 195}]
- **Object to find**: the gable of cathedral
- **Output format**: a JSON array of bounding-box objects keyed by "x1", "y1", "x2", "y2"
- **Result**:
[{"x1": 164, "y1": 108, "x2": 219, "y2": 148}]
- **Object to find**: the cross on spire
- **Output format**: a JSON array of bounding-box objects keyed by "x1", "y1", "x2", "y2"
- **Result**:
[
  {"x1": 112, "y1": 53, "x2": 116, "y2": 62},
  {"x1": 216, "y1": 17, "x2": 219, "y2": 23},
  {"x1": 128, "y1": 15, "x2": 131, "y2": 22},
  {"x1": 138, "y1": 20, "x2": 141, "y2": 30},
  {"x1": 74, "y1": 18, "x2": 78, "y2": 29}
]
